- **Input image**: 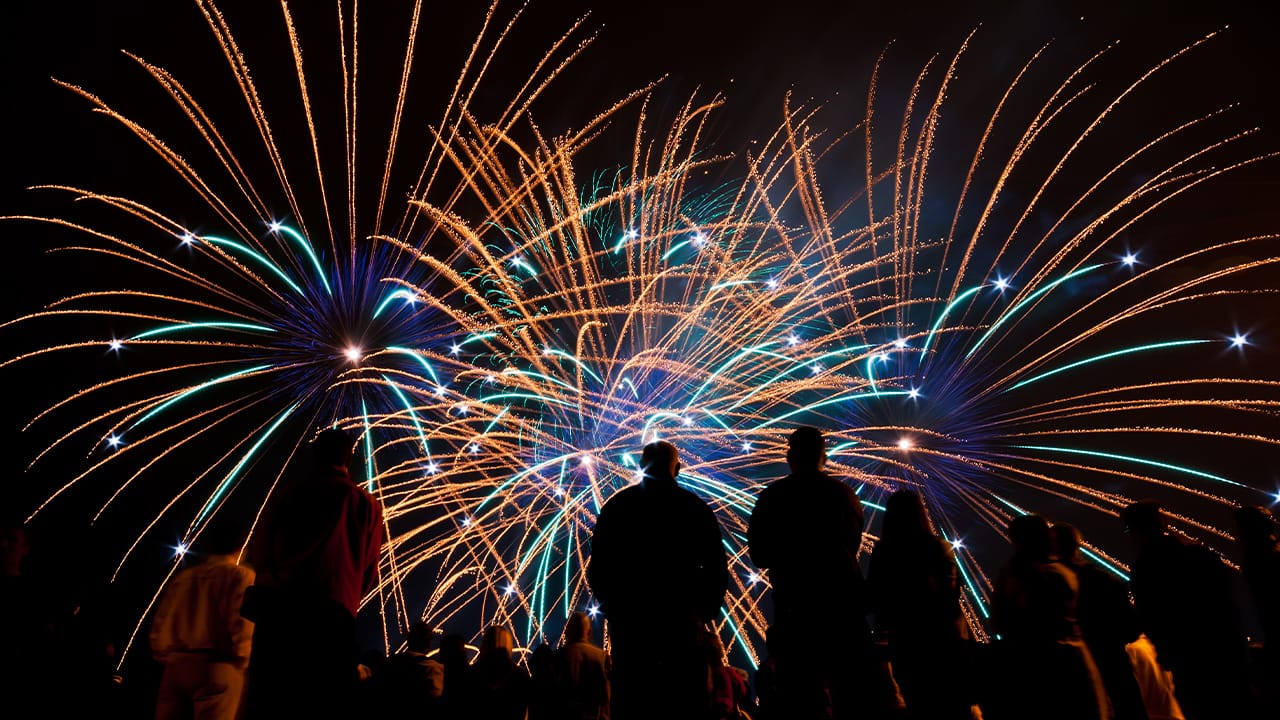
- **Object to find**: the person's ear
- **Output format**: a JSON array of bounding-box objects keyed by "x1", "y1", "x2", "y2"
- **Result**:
[{"x1": 674, "y1": 462, "x2": 682, "y2": 477}]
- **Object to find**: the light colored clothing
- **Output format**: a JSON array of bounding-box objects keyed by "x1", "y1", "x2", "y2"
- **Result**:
[
  {"x1": 150, "y1": 555, "x2": 255, "y2": 720},
  {"x1": 151, "y1": 555, "x2": 255, "y2": 662},
  {"x1": 155, "y1": 654, "x2": 246, "y2": 720},
  {"x1": 1126, "y1": 635, "x2": 1185, "y2": 720}
]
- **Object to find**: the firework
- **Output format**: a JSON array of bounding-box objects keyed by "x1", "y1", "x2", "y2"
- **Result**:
[{"x1": 5, "y1": 2, "x2": 1279, "y2": 673}]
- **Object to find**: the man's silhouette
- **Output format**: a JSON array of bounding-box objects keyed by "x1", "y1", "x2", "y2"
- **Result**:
[
  {"x1": 242, "y1": 428, "x2": 384, "y2": 718},
  {"x1": 588, "y1": 441, "x2": 728, "y2": 720},
  {"x1": 747, "y1": 426, "x2": 870, "y2": 720},
  {"x1": 1121, "y1": 500, "x2": 1253, "y2": 720}
]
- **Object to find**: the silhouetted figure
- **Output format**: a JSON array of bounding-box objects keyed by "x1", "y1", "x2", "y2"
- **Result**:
[
  {"x1": 0, "y1": 520, "x2": 59, "y2": 715},
  {"x1": 149, "y1": 521, "x2": 255, "y2": 720},
  {"x1": 241, "y1": 428, "x2": 384, "y2": 719},
  {"x1": 1121, "y1": 500, "x2": 1253, "y2": 720},
  {"x1": 747, "y1": 427, "x2": 871, "y2": 720},
  {"x1": 527, "y1": 642, "x2": 559, "y2": 720},
  {"x1": 707, "y1": 632, "x2": 750, "y2": 720},
  {"x1": 437, "y1": 632, "x2": 472, "y2": 720},
  {"x1": 1051, "y1": 523, "x2": 1148, "y2": 720},
  {"x1": 867, "y1": 489, "x2": 973, "y2": 720},
  {"x1": 587, "y1": 440, "x2": 728, "y2": 720},
  {"x1": 1126, "y1": 635, "x2": 1185, "y2": 720},
  {"x1": 989, "y1": 514, "x2": 1105, "y2": 720},
  {"x1": 374, "y1": 621, "x2": 445, "y2": 716},
  {"x1": 555, "y1": 611, "x2": 611, "y2": 720},
  {"x1": 469, "y1": 624, "x2": 529, "y2": 720},
  {"x1": 1235, "y1": 504, "x2": 1280, "y2": 717}
]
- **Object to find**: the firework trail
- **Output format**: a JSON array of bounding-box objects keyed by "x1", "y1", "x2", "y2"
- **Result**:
[{"x1": 5, "y1": 2, "x2": 1279, "y2": 671}]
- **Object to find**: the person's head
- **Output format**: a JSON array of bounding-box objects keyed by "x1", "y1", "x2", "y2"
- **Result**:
[
  {"x1": 1120, "y1": 500, "x2": 1166, "y2": 549},
  {"x1": 882, "y1": 489, "x2": 930, "y2": 542},
  {"x1": 1008, "y1": 514, "x2": 1053, "y2": 563},
  {"x1": 312, "y1": 427, "x2": 355, "y2": 472},
  {"x1": 0, "y1": 521, "x2": 29, "y2": 577},
  {"x1": 786, "y1": 426, "x2": 826, "y2": 472},
  {"x1": 478, "y1": 624, "x2": 515, "y2": 660},
  {"x1": 563, "y1": 611, "x2": 592, "y2": 645},
  {"x1": 438, "y1": 632, "x2": 469, "y2": 666},
  {"x1": 1235, "y1": 505, "x2": 1278, "y2": 549},
  {"x1": 1050, "y1": 523, "x2": 1083, "y2": 564},
  {"x1": 198, "y1": 516, "x2": 244, "y2": 557},
  {"x1": 641, "y1": 441, "x2": 680, "y2": 485},
  {"x1": 406, "y1": 621, "x2": 436, "y2": 654}
]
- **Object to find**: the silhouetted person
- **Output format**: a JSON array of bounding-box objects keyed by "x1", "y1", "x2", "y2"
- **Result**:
[
  {"x1": 747, "y1": 427, "x2": 870, "y2": 720},
  {"x1": 527, "y1": 642, "x2": 559, "y2": 720},
  {"x1": 587, "y1": 440, "x2": 728, "y2": 720},
  {"x1": 437, "y1": 632, "x2": 472, "y2": 720},
  {"x1": 0, "y1": 520, "x2": 59, "y2": 714},
  {"x1": 989, "y1": 514, "x2": 1105, "y2": 720},
  {"x1": 150, "y1": 521, "x2": 255, "y2": 720},
  {"x1": 374, "y1": 621, "x2": 445, "y2": 716},
  {"x1": 1121, "y1": 500, "x2": 1253, "y2": 720},
  {"x1": 241, "y1": 428, "x2": 384, "y2": 719},
  {"x1": 1235, "y1": 505, "x2": 1280, "y2": 716},
  {"x1": 867, "y1": 489, "x2": 973, "y2": 720},
  {"x1": 469, "y1": 624, "x2": 529, "y2": 720},
  {"x1": 556, "y1": 611, "x2": 611, "y2": 720},
  {"x1": 1051, "y1": 523, "x2": 1148, "y2": 720}
]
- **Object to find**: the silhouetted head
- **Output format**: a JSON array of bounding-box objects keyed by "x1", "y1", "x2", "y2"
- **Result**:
[
  {"x1": 1235, "y1": 505, "x2": 1278, "y2": 549},
  {"x1": 563, "y1": 611, "x2": 592, "y2": 645},
  {"x1": 478, "y1": 624, "x2": 515, "y2": 661},
  {"x1": 406, "y1": 621, "x2": 436, "y2": 653},
  {"x1": 1051, "y1": 523, "x2": 1083, "y2": 564},
  {"x1": 438, "y1": 632, "x2": 469, "y2": 667},
  {"x1": 1008, "y1": 514, "x2": 1053, "y2": 563},
  {"x1": 199, "y1": 516, "x2": 244, "y2": 557},
  {"x1": 1120, "y1": 500, "x2": 1165, "y2": 549},
  {"x1": 882, "y1": 489, "x2": 930, "y2": 543},
  {"x1": 312, "y1": 428, "x2": 355, "y2": 471},
  {"x1": 786, "y1": 426, "x2": 826, "y2": 472},
  {"x1": 641, "y1": 440, "x2": 680, "y2": 486}
]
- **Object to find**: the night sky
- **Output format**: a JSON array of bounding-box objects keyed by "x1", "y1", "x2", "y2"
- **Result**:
[{"x1": 2, "y1": 0, "x2": 1277, "y2": 671}]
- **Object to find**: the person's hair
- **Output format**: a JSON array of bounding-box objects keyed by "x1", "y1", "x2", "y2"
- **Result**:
[
  {"x1": 477, "y1": 624, "x2": 515, "y2": 661},
  {"x1": 312, "y1": 427, "x2": 355, "y2": 469},
  {"x1": 1050, "y1": 523, "x2": 1082, "y2": 563},
  {"x1": 786, "y1": 426, "x2": 825, "y2": 468},
  {"x1": 1236, "y1": 505, "x2": 1277, "y2": 547},
  {"x1": 563, "y1": 611, "x2": 591, "y2": 645},
  {"x1": 1120, "y1": 500, "x2": 1165, "y2": 537},
  {"x1": 882, "y1": 489, "x2": 930, "y2": 543},
  {"x1": 1008, "y1": 514, "x2": 1053, "y2": 562},
  {"x1": 641, "y1": 441, "x2": 679, "y2": 480},
  {"x1": 437, "y1": 633, "x2": 469, "y2": 667},
  {"x1": 406, "y1": 621, "x2": 436, "y2": 653}
]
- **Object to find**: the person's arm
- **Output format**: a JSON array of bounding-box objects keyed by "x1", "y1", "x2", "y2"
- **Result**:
[
  {"x1": 361, "y1": 495, "x2": 385, "y2": 597},
  {"x1": 699, "y1": 501, "x2": 730, "y2": 622},
  {"x1": 226, "y1": 566, "x2": 255, "y2": 664}
]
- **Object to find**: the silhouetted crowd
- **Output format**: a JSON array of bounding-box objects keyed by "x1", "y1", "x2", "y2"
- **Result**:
[{"x1": 2, "y1": 426, "x2": 1278, "y2": 719}]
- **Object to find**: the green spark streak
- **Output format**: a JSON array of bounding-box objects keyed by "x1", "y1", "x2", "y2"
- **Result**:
[
  {"x1": 1007, "y1": 339, "x2": 1212, "y2": 390},
  {"x1": 504, "y1": 369, "x2": 581, "y2": 395},
  {"x1": 726, "y1": 345, "x2": 871, "y2": 412},
  {"x1": 372, "y1": 290, "x2": 416, "y2": 318},
  {"x1": 966, "y1": 264, "x2": 1104, "y2": 358},
  {"x1": 940, "y1": 530, "x2": 990, "y2": 619},
  {"x1": 687, "y1": 343, "x2": 782, "y2": 409},
  {"x1": 361, "y1": 400, "x2": 375, "y2": 491},
  {"x1": 381, "y1": 375, "x2": 431, "y2": 457},
  {"x1": 478, "y1": 392, "x2": 576, "y2": 409},
  {"x1": 130, "y1": 321, "x2": 276, "y2": 340},
  {"x1": 545, "y1": 349, "x2": 605, "y2": 386},
  {"x1": 130, "y1": 365, "x2": 272, "y2": 430},
  {"x1": 273, "y1": 225, "x2": 332, "y2": 296},
  {"x1": 1013, "y1": 444, "x2": 1245, "y2": 487},
  {"x1": 1081, "y1": 548, "x2": 1130, "y2": 581},
  {"x1": 721, "y1": 606, "x2": 758, "y2": 670},
  {"x1": 200, "y1": 235, "x2": 305, "y2": 296},
  {"x1": 194, "y1": 403, "x2": 298, "y2": 524},
  {"x1": 919, "y1": 285, "x2": 985, "y2": 365},
  {"x1": 384, "y1": 347, "x2": 440, "y2": 384}
]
